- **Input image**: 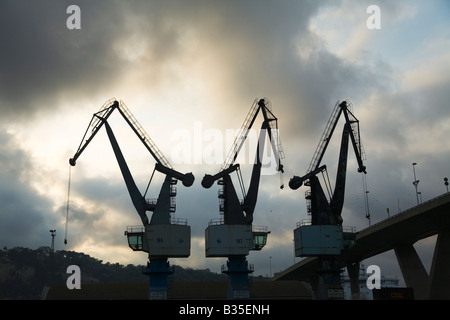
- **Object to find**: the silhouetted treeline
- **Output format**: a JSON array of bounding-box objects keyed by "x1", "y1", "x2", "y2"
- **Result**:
[{"x1": 0, "y1": 246, "x2": 228, "y2": 299}]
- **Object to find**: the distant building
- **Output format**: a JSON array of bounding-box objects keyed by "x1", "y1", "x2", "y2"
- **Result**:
[{"x1": 341, "y1": 264, "x2": 399, "y2": 300}]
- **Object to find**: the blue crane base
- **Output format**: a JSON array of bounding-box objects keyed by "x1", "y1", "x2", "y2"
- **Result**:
[
  {"x1": 222, "y1": 256, "x2": 253, "y2": 300},
  {"x1": 315, "y1": 256, "x2": 343, "y2": 300},
  {"x1": 143, "y1": 258, "x2": 174, "y2": 300}
]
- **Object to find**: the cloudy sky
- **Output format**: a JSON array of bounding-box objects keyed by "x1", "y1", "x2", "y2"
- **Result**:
[{"x1": 1, "y1": 0, "x2": 449, "y2": 285}]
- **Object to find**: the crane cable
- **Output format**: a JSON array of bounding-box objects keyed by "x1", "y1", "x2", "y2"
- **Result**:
[
  {"x1": 362, "y1": 172, "x2": 370, "y2": 221},
  {"x1": 64, "y1": 164, "x2": 72, "y2": 245}
]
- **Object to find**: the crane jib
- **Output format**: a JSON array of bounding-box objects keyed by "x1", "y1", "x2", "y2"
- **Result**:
[
  {"x1": 69, "y1": 99, "x2": 172, "y2": 169},
  {"x1": 202, "y1": 97, "x2": 284, "y2": 227},
  {"x1": 306, "y1": 100, "x2": 366, "y2": 176}
]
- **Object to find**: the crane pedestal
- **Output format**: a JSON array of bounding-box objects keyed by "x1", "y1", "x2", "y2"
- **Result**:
[
  {"x1": 222, "y1": 256, "x2": 254, "y2": 300},
  {"x1": 143, "y1": 258, "x2": 174, "y2": 300},
  {"x1": 314, "y1": 256, "x2": 343, "y2": 300},
  {"x1": 205, "y1": 223, "x2": 269, "y2": 299}
]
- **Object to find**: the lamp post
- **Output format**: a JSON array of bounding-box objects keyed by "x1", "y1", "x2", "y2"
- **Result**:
[
  {"x1": 49, "y1": 229, "x2": 56, "y2": 251},
  {"x1": 412, "y1": 163, "x2": 420, "y2": 205}
]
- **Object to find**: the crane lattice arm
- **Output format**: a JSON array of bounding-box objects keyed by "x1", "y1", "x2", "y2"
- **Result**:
[
  {"x1": 204, "y1": 98, "x2": 284, "y2": 187},
  {"x1": 201, "y1": 98, "x2": 284, "y2": 225},
  {"x1": 68, "y1": 99, "x2": 194, "y2": 227},
  {"x1": 308, "y1": 100, "x2": 365, "y2": 174},
  {"x1": 70, "y1": 98, "x2": 171, "y2": 169},
  {"x1": 221, "y1": 98, "x2": 284, "y2": 172},
  {"x1": 290, "y1": 100, "x2": 366, "y2": 190},
  {"x1": 69, "y1": 98, "x2": 193, "y2": 186},
  {"x1": 289, "y1": 100, "x2": 367, "y2": 226}
]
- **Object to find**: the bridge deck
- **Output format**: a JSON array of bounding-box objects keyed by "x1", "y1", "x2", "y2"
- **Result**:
[{"x1": 273, "y1": 192, "x2": 450, "y2": 282}]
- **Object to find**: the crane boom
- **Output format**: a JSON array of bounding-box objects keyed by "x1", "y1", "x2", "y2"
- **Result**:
[
  {"x1": 202, "y1": 98, "x2": 284, "y2": 224},
  {"x1": 290, "y1": 99, "x2": 366, "y2": 225},
  {"x1": 290, "y1": 100, "x2": 366, "y2": 191},
  {"x1": 68, "y1": 98, "x2": 195, "y2": 227},
  {"x1": 220, "y1": 99, "x2": 260, "y2": 172},
  {"x1": 220, "y1": 98, "x2": 284, "y2": 172},
  {"x1": 307, "y1": 101, "x2": 342, "y2": 173},
  {"x1": 69, "y1": 98, "x2": 193, "y2": 186},
  {"x1": 69, "y1": 98, "x2": 171, "y2": 169},
  {"x1": 307, "y1": 100, "x2": 365, "y2": 175}
]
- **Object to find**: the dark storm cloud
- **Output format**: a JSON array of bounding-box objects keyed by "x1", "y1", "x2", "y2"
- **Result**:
[
  {"x1": 0, "y1": 1, "x2": 181, "y2": 120},
  {"x1": 0, "y1": 1, "x2": 122, "y2": 119},
  {"x1": 0, "y1": 0, "x2": 332, "y2": 122},
  {"x1": 0, "y1": 0, "x2": 379, "y2": 153},
  {"x1": 0, "y1": 131, "x2": 56, "y2": 248},
  {"x1": 1, "y1": 0, "x2": 448, "y2": 282}
]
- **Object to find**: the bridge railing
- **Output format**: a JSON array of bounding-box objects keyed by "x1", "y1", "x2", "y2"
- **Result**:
[{"x1": 359, "y1": 191, "x2": 450, "y2": 233}]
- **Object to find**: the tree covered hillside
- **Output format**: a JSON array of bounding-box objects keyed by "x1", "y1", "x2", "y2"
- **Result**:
[{"x1": 0, "y1": 247, "x2": 228, "y2": 299}]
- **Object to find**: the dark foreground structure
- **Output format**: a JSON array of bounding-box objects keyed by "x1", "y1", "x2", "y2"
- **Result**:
[
  {"x1": 274, "y1": 192, "x2": 450, "y2": 300},
  {"x1": 42, "y1": 280, "x2": 313, "y2": 300}
]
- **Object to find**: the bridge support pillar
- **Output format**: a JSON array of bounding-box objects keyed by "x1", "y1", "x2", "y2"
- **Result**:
[
  {"x1": 347, "y1": 262, "x2": 361, "y2": 300},
  {"x1": 394, "y1": 243, "x2": 429, "y2": 300},
  {"x1": 429, "y1": 230, "x2": 450, "y2": 299}
]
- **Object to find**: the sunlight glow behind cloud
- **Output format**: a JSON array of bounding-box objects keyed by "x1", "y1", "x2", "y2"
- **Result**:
[{"x1": 1, "y1": 1, "x2": 449, "y2": 283}]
